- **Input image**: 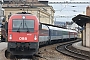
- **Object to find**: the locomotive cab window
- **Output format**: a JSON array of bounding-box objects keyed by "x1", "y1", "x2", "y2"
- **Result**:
[{"x1": 12, "y1": 19, "x2": 34, "y2": 32}]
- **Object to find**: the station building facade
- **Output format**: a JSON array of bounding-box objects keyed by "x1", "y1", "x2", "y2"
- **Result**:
[{"x1": 2, "y1": 0, "x2": 55, "y2": 25}]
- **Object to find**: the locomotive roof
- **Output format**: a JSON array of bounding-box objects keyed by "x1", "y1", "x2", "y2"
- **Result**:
[
  {"x1": 16, "y1": 12, "x2": 32, "y2": 14},
  {"x1": 10, "y1": 13, "x2": 36, "y2": 17}
]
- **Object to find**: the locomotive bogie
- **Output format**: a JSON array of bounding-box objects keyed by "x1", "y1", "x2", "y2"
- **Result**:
[{"x1": 7, "y1": 42, "x2": 39, "y2": 55}]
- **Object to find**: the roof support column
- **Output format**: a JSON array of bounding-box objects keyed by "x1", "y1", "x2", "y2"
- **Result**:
[
  {"x1": 86, "y1": 23, "x2": 90, "y2": 47},
  {"x1": 82, "y1": 25, "x2": 86, "y2": 46}
]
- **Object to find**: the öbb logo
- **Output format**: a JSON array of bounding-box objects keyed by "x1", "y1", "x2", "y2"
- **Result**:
[{"x1": 19, "y1": 37, "x2": 27, "y2": 40}]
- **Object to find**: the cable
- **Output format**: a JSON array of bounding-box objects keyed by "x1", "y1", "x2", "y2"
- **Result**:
[{"x1": 49, "y1": 2, "x2": 90, "y2": 4}]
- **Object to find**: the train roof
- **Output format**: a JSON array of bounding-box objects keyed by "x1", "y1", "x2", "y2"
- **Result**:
[
  {"x1": 48, "y1": 26, "x2": 70, "y2": 32},
  {"x1": 49, "y1": 26, "x2": 77, "y2": 32},
  {"x1": 40, "y1": 23, "x2": 67, "y2": 29},
  {"x1": 68, "y1": 29, "x2": 77, "y2": 32},
  {"x1": 41, "y1": 23, "x2": 77, "y2": 32}
]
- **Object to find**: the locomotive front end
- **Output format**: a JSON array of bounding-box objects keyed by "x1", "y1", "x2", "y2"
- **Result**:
[{"x1": 7, "y1": 12, "x2": 39, "y2": 56}]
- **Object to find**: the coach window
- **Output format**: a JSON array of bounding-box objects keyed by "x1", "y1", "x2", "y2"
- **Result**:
[
  {"x1": 42, "y1": 24, "x2": 49, "y2": 35},
  {"x1": 58, "y1": 31, "x2": 59, "y2": 35},
  {"x1": 55, "y1": 30, "x2": 58, "y2": 36},
  {"x1": 58, "y1": 31, "x2": 59, "y2": 36},
  {"x1": 42, "y1": 24, "x2": 48, "y2": 30},
  {"x1": 53, "y1": 30, "x2": 55, "y2": 35},
  {"x1": 62, "y1": 31, "x2": 64, "y2": 35},
  {"x1": 54, "y1": 30, "x2": 56, "y2": 36},
  {"x1": 59, "y1": 30, "x2": 62, "y2": 36},
  {"x1": 64, "y1": 31, "x2": 66, "y2": 35},
  {"x1": 51, "y1": 30, "x2": 53, "y2": 36}
]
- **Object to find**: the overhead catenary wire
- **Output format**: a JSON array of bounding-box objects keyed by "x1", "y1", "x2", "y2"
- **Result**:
[{"x1": 49, "y1": 2, "x2": 90, "y2": 4}]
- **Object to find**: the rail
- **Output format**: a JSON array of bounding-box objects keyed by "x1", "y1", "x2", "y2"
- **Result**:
[
  {"x1": 56, "y1": 40, "x2": 90, "y2": 60},
  {"x1": 0, "y1": 28, "x2": 1, "y2": 42}
]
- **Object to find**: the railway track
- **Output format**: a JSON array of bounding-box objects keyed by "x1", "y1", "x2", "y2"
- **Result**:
[
  {"x1": 5, "y1": 39, "x2": 80, "y2": 60},
  {"x1": 11, "y1": 58, "x2": 38, "y2": 60},
  {"x1": 5, "y1": 50, "x2": 39, "y2": 60},
  {"x1": 56, "y1": 40, "x2": 90, "y2": 60},
  {"x1": 8, "y1": 54, "x2": 41, "y2": 60},
  {"x1": 9, "y1": 56, "x2": 39, "y2": 60},
  {"x1": 13, "y1": 58, "x2": 34, "y2": 60}
]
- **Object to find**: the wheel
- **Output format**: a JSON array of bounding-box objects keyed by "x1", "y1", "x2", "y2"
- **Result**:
[
  {"x1": 32, "y1": 56, "x2": 39, "y2": 60},
  {"x1": 5, "y1": 50, "x2": 15, "y2": 59}
]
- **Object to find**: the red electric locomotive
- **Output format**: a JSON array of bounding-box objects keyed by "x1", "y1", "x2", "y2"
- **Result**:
[{"x1": 7, "y1": 12, "x2": 39, "y2": 56}]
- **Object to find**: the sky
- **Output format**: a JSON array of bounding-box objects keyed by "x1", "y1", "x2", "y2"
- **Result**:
[{"x1": 47, "y1": 0, "x2": 90, "y2": 22}]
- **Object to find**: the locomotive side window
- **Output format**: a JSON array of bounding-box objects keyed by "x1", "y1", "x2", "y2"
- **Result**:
[{"x1": 12, "y1": 20, "x2": 34, "y2": 32}]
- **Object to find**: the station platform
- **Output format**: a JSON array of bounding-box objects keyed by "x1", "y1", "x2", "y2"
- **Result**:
[
  {"x1": 72, "y1": 41, "x2": 90, "y2": 52},
  {"x1": 0, "y1": 42, "x2": 7, "y2": 51}
]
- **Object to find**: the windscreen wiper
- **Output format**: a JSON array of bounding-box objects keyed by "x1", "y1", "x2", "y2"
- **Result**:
[
  {"x1": 24, "y1": 21, "x2": 29, "y2": 32},
  {"x1": 17, "y1": 22, "x2": 22, "y2": 32}
]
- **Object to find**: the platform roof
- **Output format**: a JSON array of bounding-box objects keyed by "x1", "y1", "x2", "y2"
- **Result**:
[{"x1": 72, "y1": 14, "x2": 90, "y2": 27}]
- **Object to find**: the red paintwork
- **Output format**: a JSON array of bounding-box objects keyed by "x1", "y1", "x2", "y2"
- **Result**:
[
  {"x1": 69, "y1": 32, "x2": 76, "y2": 38},
  {"x1": 8, "y1": 14, "x2": 39, "y2": 42},
  {"x1": 69, "y1": 32, "x2": 74, "y2": 35},
  {"x1": 39, "y1": 29, "x2": 49, "y2": 36},
  {"x1": 69, "y1": 32, "x2": 75, "y2": 38}
]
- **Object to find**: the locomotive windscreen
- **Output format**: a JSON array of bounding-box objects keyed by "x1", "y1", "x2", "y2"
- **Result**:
[{"x1": 12, "y1": 19, "x2": 34, "y2": 32}]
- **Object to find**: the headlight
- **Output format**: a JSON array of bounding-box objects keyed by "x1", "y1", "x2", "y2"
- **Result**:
[
  {"x1": 34, "y1": 35, "x2": 37, "y2": 40},
  {"x1": 9, "y1": 34, "x2": 12, "y2": 40},
  {"x1": 22, "y1": 16, "x2": 25, "y2": 19}
]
